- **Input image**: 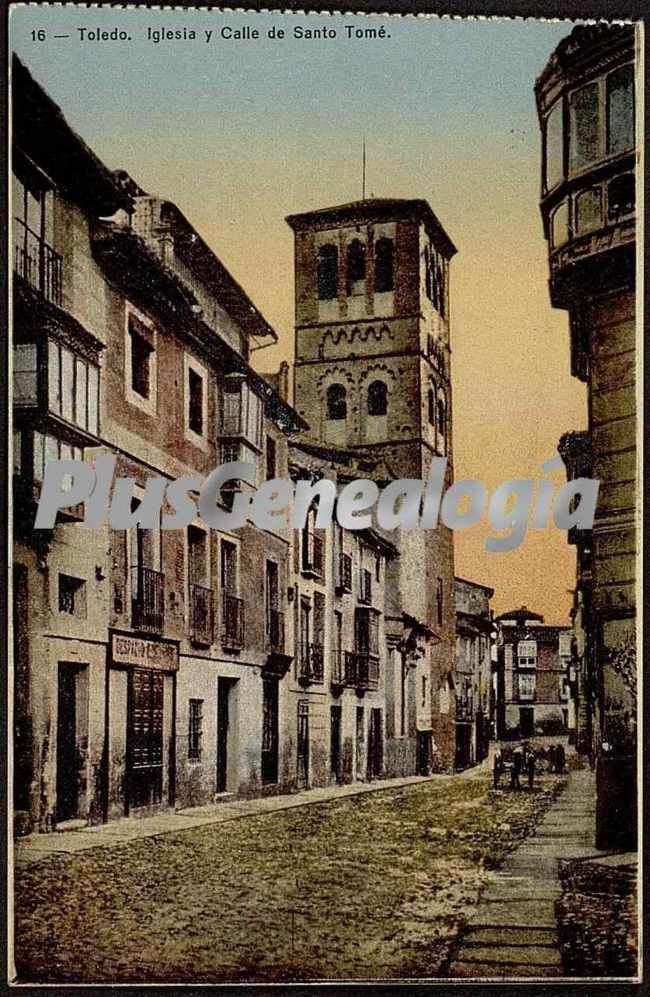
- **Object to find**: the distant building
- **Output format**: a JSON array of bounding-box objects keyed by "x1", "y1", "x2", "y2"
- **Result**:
[
  {"x1": 454, "y1": 578, "x2": 494, "y2": 769},
  {"x1": 494, "y1": 607, "x2": 574, "y2": 742},
  {"x1": 536, "y1": 24, "x2": 637, "y2": 849}
]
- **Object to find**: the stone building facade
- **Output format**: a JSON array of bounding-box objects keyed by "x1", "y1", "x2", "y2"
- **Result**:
[
  {"x1": 494, "y1": 607, "x2": 574, "y2": 742},
  {"x1": 536, "y1": 24, "x2": 637, "y2": 848},
  {"x1": 12, "y1": 56, "x2": 305, "y2": 830},
  {"x1": 454, "y1": 578, "x2": 494, "y2": 769},
  {"x1": 12, "y1": 58, "x2": 464, "y2": 834}
]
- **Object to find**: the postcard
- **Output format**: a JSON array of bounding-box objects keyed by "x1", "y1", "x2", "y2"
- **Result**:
[{"x1": 7, "y1": 2, "x2": 642, "y2": 985}]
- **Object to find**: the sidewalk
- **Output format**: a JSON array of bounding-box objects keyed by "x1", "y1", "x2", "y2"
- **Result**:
[
  {"x1": 447, "y1": 768, "x2": 604, "y2": 978},
  {"x1": 14, "y1": 772, "x2": 442, "y2": 867}
]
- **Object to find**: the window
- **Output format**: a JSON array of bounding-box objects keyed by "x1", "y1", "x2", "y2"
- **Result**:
[
  {"x1": 33, "y1": 434, "x2": 84, "y2": 484},
  {"x1": 13, "y1": 344, "x2": 38, "y2": 405},
  {"x1": 266, "y1": 435, "x2": 277, "y2": 480},
  {"x1": 428, "y1": 386, "x2": 435, "y2": 426},
  {"x1": 436, "y1": 395, "x2": 446, "y2": 449},
  {"x1": 375, "y1": 554, "x2": 381, "y2": 583},
  {"x1": 518, "y1": 673, "x2": 536, "y2": 701},
  {"x1": 188, "y1": 699, "x2": 203, "y2": 761},
  {"x1": 317, "y1": 244, "x2": 338, "y2": 300},
  {"x1": 608, "y1": 173, "x2": 635, "y2": 220},
  {"x1": 422, "y1": 675, "x2": 428, "y2": 707},
  {"x1": 58, "y1": 574, "x2": 86, "y2": 617},
  {"x1": 221, "y1": 379, "x2": 263, "y2": 450},
  {"x1": 575, "y1": 187, "x2": 602, "y2": 234},
  {"x1": 367, "y1": 380, "x2": 387, "y2": 417},
  {"x1": 374, "y1": 238, "x2": 394, "y2": 293},
  {"x1": 354, "y1": 607, "x2": 379, "y2": 656},
  {"x1": 551, "y1": 200, "x2": 569, "y2": 248},
  {"x1": 436, "y1": 577, "x2": 443, "y2": 626},
  {"x1": 346, "y1": 239, "x2": 366, "y2": 296},
  {"x1": 545, "y1": 100, "x2": 564, "y2": 191},
  {"x1": 569, "y1": 81, "x2": 601, "y2": 172},
  {"x1": 607, "y1": 64, "x2": 634, "y2": 156},
  {"x1": 129, "y1": 315, "x2": 154, "y2": 401},
  {"x1": 221, "y1": 540, "x2": 238, "y2": 594},
  {"x1": 517, "y1": 640, "x2": 537, "y2": 667},
  {"x1": 48, "y1": 341, "x2": 100, "y2": 434},
  {"x1": 188, "y1": 366, "x2": 204, "y2": 437},
  {"x1": 326, "y1": 383, "x2": 347, "y2": 421},
  {"x1": 13, "y1": 175, "x2": 60, "y2": 305},
  {"x1": 359, "y1": 568, "x2": 372, "y2": 604}
]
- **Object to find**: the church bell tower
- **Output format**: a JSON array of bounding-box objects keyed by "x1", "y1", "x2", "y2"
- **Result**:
[{"x1": 287, "y1": 198, "x2": 459, "y2": 769}]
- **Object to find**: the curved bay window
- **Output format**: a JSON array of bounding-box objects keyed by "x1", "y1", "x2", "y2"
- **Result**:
[
  {"x1": 346, "y1": 239, "x2": 366, "y2": 296},
  {"x1": 551, "y1": 200, "x2": 569, "y2": 249},
  {"x1": 317, "y1": 244, "x2": 338, "y2": 301},
  {"x1": 544, "y1": 100, "x2": 564, "y2": 191},
  {"x1": 374, "y1": 238, "x2": 394, "y2": 293},
  {"x1": 575, "y1": 187, "x2": 602, "y2": 235},
  {"x1": 367, "y1": 380, "x2": 387, "y2": 417},
  {"x1": 326, "y1": 383, "x2": 347, "y2": 421}
]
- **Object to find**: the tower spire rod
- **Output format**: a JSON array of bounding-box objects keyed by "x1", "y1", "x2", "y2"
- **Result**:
[{"x1": 362, "y1": 137, "x2": 366, "y2": 201}]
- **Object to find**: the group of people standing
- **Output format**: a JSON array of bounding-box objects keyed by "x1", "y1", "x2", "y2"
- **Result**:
[{"x1": 493, "y1": 741, "x2": 567, "y2": 790}]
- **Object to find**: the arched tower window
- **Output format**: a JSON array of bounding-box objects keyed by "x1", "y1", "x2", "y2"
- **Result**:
[
  {"x1": 346, "y1": 239, "x2": 366, "y2": 296},
  {"x1": 317, "y1": 244, "x2": 338, "y2": 301},
  {"x1": 326, "y1": 383, "x2": 347, "y2": 421},
  {"x1": 374, "y1": 238, "x2": 394, "y2": 293},
  {"x1": 437, "y1": 394, "x2": 447, "y2": 446},
  {"x1": 428, "y1": 386, "x2": 435, "y2": 426},
  {"x1": 367, "y1": 380, "x2": 388, "y2": 417}
]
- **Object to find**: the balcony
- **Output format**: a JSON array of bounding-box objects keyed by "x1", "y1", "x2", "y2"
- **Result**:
[
  {"x1": 336, "y1": 552, "x2": 352, "y2": 594},
  {"x1": 266, "y1": 608, "x2": 285, "y2": 654},
  {"x1": 331, "y1": 650, "x2": 379, "y2": 692},
  {"x1": 346, "y1": 651, "x2": 379, "y2": 692},
  {"x1": 298, "y1": 642, "x2": 324, "y2": 685},
  {"x1": 189, "y1": 584, "x2": 214, "y2": 645},
  {"x1": 222, "y1": 593, "x2": 245, "y2": 650},
  {"x1": 13, "y1": 219, "x2": 62, "y2": 306},
  {"x1": 302, "y1": 532, "x2": 324, "y2": 578},
  {"x1": 131, "y1": 566, "x2": 164, "y2": 634}
]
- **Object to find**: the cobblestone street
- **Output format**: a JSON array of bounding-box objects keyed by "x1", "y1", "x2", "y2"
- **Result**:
[{"x1": 14, "y1": 772, "x2": 566, "y2": 983}]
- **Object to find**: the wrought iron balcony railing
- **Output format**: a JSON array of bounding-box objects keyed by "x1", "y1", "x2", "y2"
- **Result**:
[
  {"x1": 131, "y1": 565, "x2": 165, "y2": 633},
  {"x1": 222, "y1": 592, "x2": 245, "y2": 649},
  {"x1": 266, "y1": 608, "x2": 285, "y2": 653},
  {"x1": 13, "y1": 219, "x2": 63, "y2": 306},
  {"x1": 298, "y1": 642, "x2": 324, "y2": 685},
  {"x1": 189, "y1": 583, "x2": 214, "y2": 645}
]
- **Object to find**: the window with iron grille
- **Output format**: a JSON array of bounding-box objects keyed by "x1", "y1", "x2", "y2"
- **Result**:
[
  {"x1": 58, "y1": 574, "x2": 86, "y2": 617},
  {"x1": 188, "y1": 699, "x2": 203, "y2": 760}
]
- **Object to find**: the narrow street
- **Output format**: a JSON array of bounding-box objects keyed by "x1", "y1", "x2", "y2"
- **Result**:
[{"x1": 15, "y1": 770, "x2": 568, "y2": 983}]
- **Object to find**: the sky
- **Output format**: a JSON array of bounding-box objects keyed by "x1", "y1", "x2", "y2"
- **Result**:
[{"x1": 11, "y1": 7, "x2": 590, "y2": 624}]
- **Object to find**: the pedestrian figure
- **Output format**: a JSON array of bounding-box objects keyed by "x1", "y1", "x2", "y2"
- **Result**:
[
  {"x1": 556, "y1": 743, "x2": 566, "y2": 774},
  {"x1": 511, "y1": 747, "x2": 522, "y2": 789},
  {"x1": 493, "y1": 751, "x2": 502, "y2": 789},
  {"x1": 527, "y1": 749, "x2": 536, "y2": 789},
  {"x1": 548, "y1": 744, "x2": 556, "y2": 773}
]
